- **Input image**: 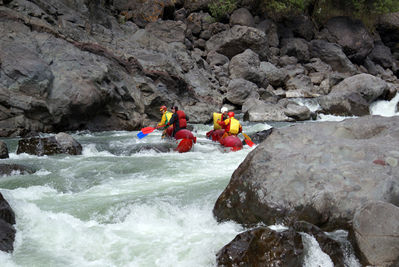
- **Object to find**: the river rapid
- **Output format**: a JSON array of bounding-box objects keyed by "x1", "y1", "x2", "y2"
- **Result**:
[{"x1": 0, "y1": 95, "x2": 397, "y2": 267}]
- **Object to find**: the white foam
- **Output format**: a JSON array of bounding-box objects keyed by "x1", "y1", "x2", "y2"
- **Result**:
[
  {"x1": 302, "y1": 233, "x2": 334, "y2": 267},
  {"x1": 370, "y1": 92, "x2": 399, "y2": 117}
]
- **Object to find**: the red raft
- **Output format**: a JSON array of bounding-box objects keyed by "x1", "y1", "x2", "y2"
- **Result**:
[
  {"x1": 165, "y1": 127, "x2": 196, "y2": 153},
  {"x1": 206, "y1": 129, "x2": 243, "y2": 151}
]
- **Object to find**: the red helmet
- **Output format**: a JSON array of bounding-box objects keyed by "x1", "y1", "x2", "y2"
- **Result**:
[
  {"x1": 160, "y1": 105, "x2": 167, "y2": 111},
  {"x1": 228, "y1": 112, "x2": 234, "y2": 118}
]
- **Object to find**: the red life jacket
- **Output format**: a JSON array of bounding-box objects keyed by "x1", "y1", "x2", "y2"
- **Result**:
[{"x1": 176, "y1": 110, "x2": 187, "y2": 129}]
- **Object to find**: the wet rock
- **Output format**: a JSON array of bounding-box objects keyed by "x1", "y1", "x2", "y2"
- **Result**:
[
  {"x1": 17, "y1": 132, "x2": 82, "y2": 156},
  {"x1": 284, "y1": 103, "x2": 311, "y2": 121},
  {"x1": 293, "y1": 221, "x2": 346, "y2": 267},
  {"x1": 246, "y1": 129, "x2": 273, "y2": 144},
  {"x1": 0, "y1": 141, "x2": 8, "y2": 159},
  {"x1": 318, "y1": 73, "x2": 389, "y2": 116},
  {"x1": 0, "y1": 193, "x2": 15, "y2": 253},
  {"x1": 350, "y1": 201, "x2": 399, "y2": 267},
  {"x1": 0, "y1": 164, "x2": 33, "y2": 176},
  {"x1": 213, "y1": 115, "x2": 399, "y2": 231},
  {"x1": 216, "y1": 227, "x2": 304, "y2": 266}
]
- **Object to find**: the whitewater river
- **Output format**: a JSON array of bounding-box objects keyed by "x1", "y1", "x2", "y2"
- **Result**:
[{"x1": 2, "y1": 93, "x2": 398, "y2": 267}]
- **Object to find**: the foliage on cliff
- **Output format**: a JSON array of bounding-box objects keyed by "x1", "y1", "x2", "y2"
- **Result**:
[{"x1": 208, "y1": 0, "x2": 399, "y2": 26}]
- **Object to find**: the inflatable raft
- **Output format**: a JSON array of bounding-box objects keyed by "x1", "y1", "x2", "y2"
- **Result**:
[
  {"x1": 206, "y1": 130, "x2": 243, "y2": 151},
  {"x1": 165, "y1": 127, "x2": 196, "y2": 153}
]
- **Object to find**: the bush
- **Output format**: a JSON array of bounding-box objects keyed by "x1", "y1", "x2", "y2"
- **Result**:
[{"x1": 208, "y1": 0, "x2": 237, "y2": 20}]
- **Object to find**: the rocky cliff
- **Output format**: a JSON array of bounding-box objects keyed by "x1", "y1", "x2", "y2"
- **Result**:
[{"x1": 0, "y1": 0, "x2": 398, "y2": 137}]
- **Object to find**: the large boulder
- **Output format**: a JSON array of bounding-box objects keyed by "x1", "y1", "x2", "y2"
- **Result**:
[
  {"x1": 256, "y1": 19, "x2": 279, "y2": 47},
  {"x1": 225, "y1": 79, "x2": 259, "y2": 106},
  {"x1": 368, "y1": 41, "x2": 394, "y2": 69},
  {"x1": 259, "y1": 62, "x2": 288, "y2": 87},
  {"x1": 350, "y1": 201, "x2": 399, "y2": 267},
  {"x1": 17, "y1": 132, "x2": 82, "y2": 156},
  {"x1": 318, "y1": 73, "x2": 389, "y2": 116},
  {"x1": 228, "y1": 49, "x2": 268, "y2": 88},
  {"x1": 242, "y1": 98, "x2": 292, "y2": 122},
  {"x1": 377, "y1": 12, "x2": 399, "y2": 55},
  {"x1": 323, "y1": 16, "x2": 374, "y2": 63},
  {"x1": 0, "y1": 193, "x2": 16, "y2": 253},
  {"x1": 206, "y1": 25, "x2": 270, "y2": 60},
  {"x1": 229, "y1": 8, "x2": 255, "y2": 27},
  {"x1": 281, "y1": 38, "x2": 310, "y2": 63},
  {"x1": 213, "y1": 115, "x2": 399, "y2": 231},
  {"x1": 216, "y1": 227, "x2": 304, "y2": 266},
  {"x1": 310, "y1": 40, "x2": 357, "y2": 74}
]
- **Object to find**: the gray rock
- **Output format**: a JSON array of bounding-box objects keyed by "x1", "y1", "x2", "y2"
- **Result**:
[
  {"x1": 284, "y1": 103, "x2": 311, "y2": 121},
  {"x1": 213, "y1": 115, "x2": 399, "y2": 231},
  {"x1": 226, "y1": 79, "x2": 259, "y2": 106},
  {"x1": 17, "y1": 132, "x2": 82, "y2": 156},
  {"x1": 310, "y1": 40, "x2": 357, "y2": 74},
  {"x1": 281, "y1": 38, "x2": 310, "y2": 63},
  {"x1": 259, "y1": 62, "x2": 288, "y2": 87},
  {"x1": 229, "y1": 8, "x2": 254, "y2": 27},
  {"x1": 0, "y1": 164, "x2": 33, "y2": 176},
  {"x1": 350, "y1": 201, "x2": 399, "y2": 267},
  {"x1": 0, "y1": 193, "x2": 15, "y2": 253},
  {"x1": 324, "y1": 16, "x2": 374, "y2": 63},
  {"x1": 228, "y1": 49, "x2": 268, "y2": 88},
  {"x1": 145, "y1": 20, "x2": 186, "y2": 43},
  {"x1": 216, "y1": 227, "x2": 304, "y2": 266},
  {"x1": 369, "y1": 41, "x2": 394, "y2": 69},
  {"x1": 0, "y1": 141, "x2": 8, "y2": 159},
  {"x1": 318, "y1": 73, "x2": 389, "y2": 116},
  {"x1": 243, "y1": 98, "x2": 292, "y2": 122},
  {"x1": 256, "y1": 19, "x2": 279, "y2": 47},
  {"x1": 206, "y1": 25, "x2": 270, "y2": 60}
]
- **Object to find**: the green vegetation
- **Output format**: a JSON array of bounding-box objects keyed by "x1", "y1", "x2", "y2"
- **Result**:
[
  {"x1": 208, "y1": 0, "x2": 399, "y2": 27},
  {"x1": 208, "y1": 0, "x2": 237, "y2": 20}
]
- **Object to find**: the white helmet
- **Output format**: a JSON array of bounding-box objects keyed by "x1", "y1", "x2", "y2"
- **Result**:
[{"x1": 220, "y1": 107, "x2": 228, "y2": 113}]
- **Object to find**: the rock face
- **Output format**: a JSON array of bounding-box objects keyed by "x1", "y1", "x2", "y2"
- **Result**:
[
  {"x1": 216, "y1": 227, "x2": 304, "y2": 266},
  {"x1": 17, "y1": 132, "x2": 82, "y2": 156},
  {"x1": 350, "y1": 201, "x2": 399, "y2": 267},
  {"x1": 0, "y1": 193, "x2": 16, "y2": 253},
  {"x1": 213, "y1": 116, "x2": 399, "y2": 231}
]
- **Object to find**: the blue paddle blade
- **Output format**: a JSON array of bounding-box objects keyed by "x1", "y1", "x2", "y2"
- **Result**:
[{"x1": 137, "y1": 131, "x2": 148, "y2": 139}]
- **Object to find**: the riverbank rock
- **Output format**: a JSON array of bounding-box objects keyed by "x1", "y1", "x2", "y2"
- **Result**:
[
  {"x1": 0, "y1": 141, "x2": 8, "y2": 159},
  {"x1": 17, "y1": 132, "x2": 82, "y2": 156},
  {"x1": 349, "y1": 201, "x2": 399, "y2": 267},
  {"x1": 216, "y1": 227, "x2": 304, "y2": 266},
  {"x1": 318, "y1": 73, "x2": 389, "y2": 116},
  {"x1": 0, "y1": 193, "x2": 15, "y2": 253},
  {"x1": 213, "y1": 115, "x2": 399, "y2": 232}
]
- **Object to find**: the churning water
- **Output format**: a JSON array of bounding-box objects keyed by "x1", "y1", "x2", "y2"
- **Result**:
[{"x1": 0, "y1": 121, "x2": 361, "y2": 266}]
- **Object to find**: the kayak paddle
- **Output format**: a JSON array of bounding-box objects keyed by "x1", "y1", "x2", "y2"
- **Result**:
[
  {"x1": 242, "y1": 133, "x2": 255, "y2": 147},
  {"x1": 141, "y1": 126, "x2": 163, "y2": 134},
  {"x1": 136, "y1": 131, "x2": 149, "y2": 139}
]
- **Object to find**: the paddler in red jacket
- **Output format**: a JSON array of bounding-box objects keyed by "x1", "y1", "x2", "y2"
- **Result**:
[{"x1": 167, "y1": 106, "x2": 189, "y2": 137}]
